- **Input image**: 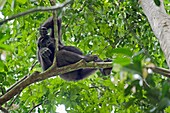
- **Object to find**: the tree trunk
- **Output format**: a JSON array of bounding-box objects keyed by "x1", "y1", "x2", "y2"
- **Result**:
[{"x1": 140, "y1": 0, "x2": 170, "y2": 68}]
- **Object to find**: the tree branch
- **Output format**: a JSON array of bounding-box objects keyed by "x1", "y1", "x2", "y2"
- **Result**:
[
  {"x1": 7, "y1": 92, "x2": 21, "y2": 110},
  {"x1": 0, "y1": 60, "x2": 112, "y2": 105},
  {"x1": 140, "y1": 0, "x2": 170, "y2": 68},
  {"x1": 28, "y1": 103, "x2": 42, "y2": 113},
  {"x1": 146, "y1": 65, "x2": 170, "y2": 78},
  {"x1": 49, "y1": 0, "x2": 59, "y2": 65},
  {"x1": 0, "y1": 0, "x2": 72, "y2": 25}
]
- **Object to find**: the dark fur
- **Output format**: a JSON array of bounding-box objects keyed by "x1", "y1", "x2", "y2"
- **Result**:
[{"x1": 37, "y1": 17, "x2": 112, "y2": 81}]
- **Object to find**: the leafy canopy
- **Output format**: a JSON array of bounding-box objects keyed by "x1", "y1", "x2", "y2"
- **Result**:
[{"x1": 0, "y1": 0, "x2": 170, "y2": 112}]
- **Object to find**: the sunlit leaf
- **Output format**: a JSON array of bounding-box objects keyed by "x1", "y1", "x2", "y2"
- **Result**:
[
  {"x1": 114, "y1": 57, "x2": 131, "y2": 66},
  {"x1": 112, "y1": 48, "x2": 133, "y2": 57},
  {"x1": 0, "y1": 44, "x2": 12, "y2": 51},
  {"x1": 16, "y1": 0, "x2": 26, "y2": 4}
]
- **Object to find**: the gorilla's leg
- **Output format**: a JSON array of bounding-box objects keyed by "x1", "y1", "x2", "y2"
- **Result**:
[
  {"x1": 56, "y1": 50, "x2": 97, "y2": 81},
  {"x1": 56, "y1": 50, "x2": 97, "y2": 67},
  {"x1": 38, "y1": 47, "x2": 53, "y2": 71}
]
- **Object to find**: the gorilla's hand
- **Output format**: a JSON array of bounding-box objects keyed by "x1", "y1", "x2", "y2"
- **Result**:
[{"x1": 39, "y1": 47, "x2": 52, "y2": 59}]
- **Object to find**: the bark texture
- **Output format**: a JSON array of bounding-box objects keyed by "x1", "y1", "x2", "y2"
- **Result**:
[{"x1": 140, "y1": 0, "x2": 170, "y2": 68}]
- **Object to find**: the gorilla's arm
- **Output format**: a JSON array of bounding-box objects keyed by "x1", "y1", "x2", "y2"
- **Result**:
[
  {"x1": 38, "y1": 47, "x2": 53, "y2": 70},
  {"x1": 41, "y1": 16, "x2": 63, "y2": 46}
]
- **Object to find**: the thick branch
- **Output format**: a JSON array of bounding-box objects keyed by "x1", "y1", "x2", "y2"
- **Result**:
[
  {"x1": 140, "y1": 0, "x2": 170, "y2": 68},
  {"x1": 0, "y1": 61, "x2": 112, "y2": 105},
  {"x1": 0, "y1": 0, "x2": 72, "y2": 25},
  {"x1": 147, "y1": 65, "x2": 170, "y2": 78}
]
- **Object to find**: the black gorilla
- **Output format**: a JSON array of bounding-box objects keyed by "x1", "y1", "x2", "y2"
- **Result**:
[{"x1": 37, "y1": 17, "x2": 112, "y2": 81}]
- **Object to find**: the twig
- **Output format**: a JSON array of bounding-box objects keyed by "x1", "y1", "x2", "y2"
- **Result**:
[
  {"x1": 28, "y1": 61, "x2": 38, "y2": 75},
  {"x1": 28, "y1": 90, "x2": 60, "y2": 113},
  {"x1": 0, "y1": 0, "x2": 72, "y2": 25},
  {"x1": 0, "y1": 106, "x2": 9, "y2": 113},
  {"x1": 28, "y1": 103, "x2": 42, "y2": 113},
  {"x1": 7, "y1": 91, "x2": 21, "y2": 110},
  {"x1": 0, "y1": 86, "x2": 5, "y2": 96},
  {"x1": 4, "y1": 61, "x2": 37, "y2": 106},
  {"x1": 6, "y1": 75, "x2": 28, "y2": 93}
]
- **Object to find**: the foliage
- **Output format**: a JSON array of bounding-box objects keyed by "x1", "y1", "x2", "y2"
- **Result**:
[{"x1": 0, "y1": 0, "x2": 170, "y2": 112}]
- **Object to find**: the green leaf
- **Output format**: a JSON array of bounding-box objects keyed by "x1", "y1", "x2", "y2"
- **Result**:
[
  {"x1": 0, "y1": 0, "x2": 169, "y2": 112},
  {"x1": 114, "y1": 57, "x2": 131, "y2": 66},
  {"x1": 0, "y1": 72, "x2": 6, "y2": 83},
  {"x1": 0, "y1": 61, "x2": 5, "y2": 71},
  {"x1": 16, "y1": 0, "x2": 27, "y2": 4},
  {"x1": 157, "y1": 98, "x2": 170, "y2": 110},
  {"x1": 165, "y1": 106, "x2": 170, "y2": 112},
  {"x1": 124, "y1": 80, "x2": 140, "y2": 96},
  {"x1": 123, "y1": 61, "x2": 142, "y2": 75},
  {"x1": 0, "y1": 44, "x2": 12, "y2": 51},
  {"x1": 112, "y1": 48, "x2": 133, "y2": 57},
  {"x1": 161, "y1": 81, "x2": 170, "y2": 98}
]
